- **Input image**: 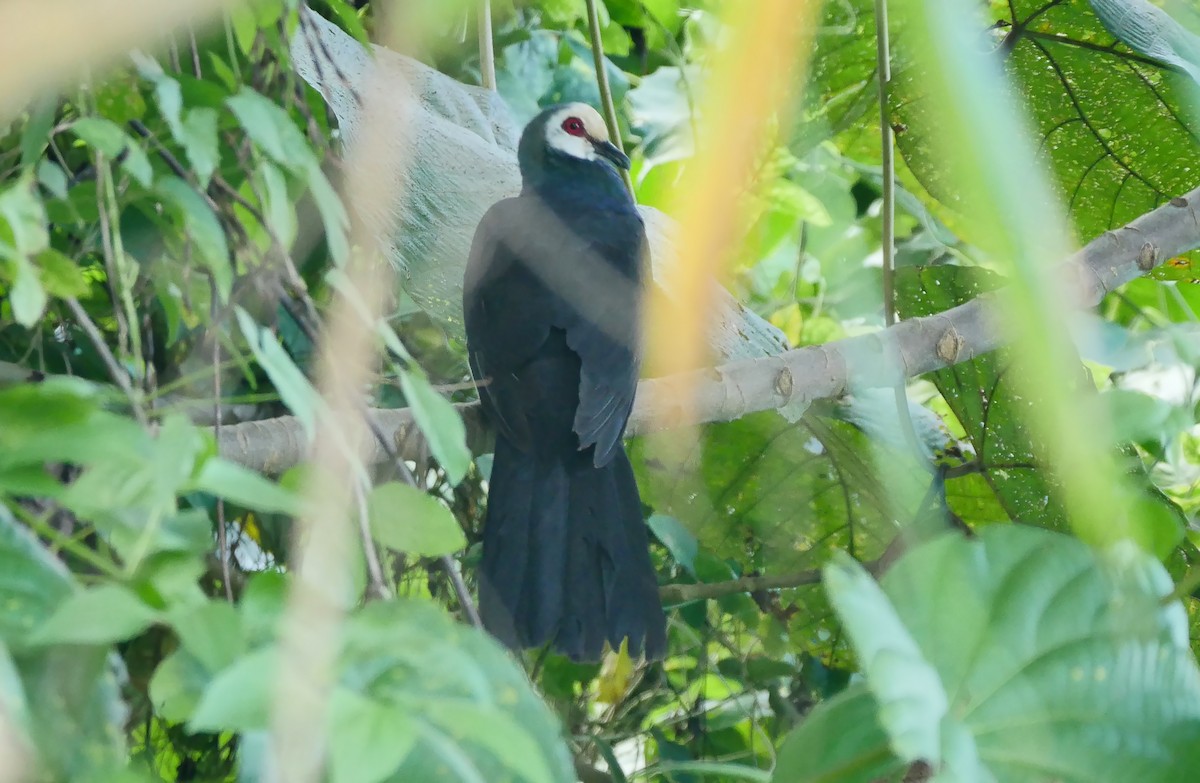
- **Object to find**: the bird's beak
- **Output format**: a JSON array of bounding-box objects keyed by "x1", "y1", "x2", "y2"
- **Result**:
[{"x1": 593, "y1": 139, "x2": 631, "y2": 170}]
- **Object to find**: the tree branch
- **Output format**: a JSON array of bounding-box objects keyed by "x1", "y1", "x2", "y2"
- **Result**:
[
  {"x1": 215, "y1": 186, "x2": 1200, "y2": 474},
  {"x1": 658, "y1": 569, "x2": 824, "y2": 604}
]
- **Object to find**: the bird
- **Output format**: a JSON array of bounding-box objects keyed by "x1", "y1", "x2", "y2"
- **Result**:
[{"x1": 464, "y1": 103, "x2": 667, "y2": 663}]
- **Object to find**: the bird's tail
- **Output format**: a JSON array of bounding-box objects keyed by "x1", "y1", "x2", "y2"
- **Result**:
[{"x1": 479, "y1": 436, "x2": 667, "y2": 662}]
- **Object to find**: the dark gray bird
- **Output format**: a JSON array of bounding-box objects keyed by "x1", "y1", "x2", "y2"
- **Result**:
[{"x1": 464, "y1": 103, "x2": 667, "y2": 662}]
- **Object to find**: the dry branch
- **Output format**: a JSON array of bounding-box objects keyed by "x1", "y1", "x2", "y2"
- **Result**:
[{"x1": 217, "y1": 186, "x2": 1200, "y2": 474}]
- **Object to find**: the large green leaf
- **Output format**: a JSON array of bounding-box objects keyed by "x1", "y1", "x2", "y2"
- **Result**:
[
  {"x1": 781, "y1": 526, "x2": 1200, "y2": 781},
  {"x1": 896, "y1": 265, "x2": 1187, "y2": 554},
  {"x1": 344, "y1": 601, "x2": 572, "y2": 783},
  {"x1": 188, "y1": 600, "x2": 574, "y2": 782},
  {"x1": 632, "y1": 410, "x2": 923, "y2": 575},
  {"x1": 772, "y1": 685, "x2": 904, "y2": 783},
  {"x1": 227, "y1": 88, "x2": 349, "y2": 263},
  {"x1": 891, "y1": 0, "x2": 1200, "y2": 248},
  {"x1": 895, "y1": 266, "x2": 1067, "y2": 530},
  {"x1": 367, "y1": 481, "x2": 467, "y2": 557},
  {"x1": 824, "y1": 551, "x2": 948, "y2": 764},
  {"x1": 0, "y1": 508, "x2": 127, "y2": 776},
  {"x1": 0, "y1": 505, "x2": 72, "y2": 649},
  {"x1": 30, "y1": 585, "x2": 159, "y2": 646}
]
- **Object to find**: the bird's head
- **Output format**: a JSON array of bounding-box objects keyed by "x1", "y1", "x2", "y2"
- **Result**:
[{"x1": 518, "y1": 103, "x2": 631, "y2": 185}]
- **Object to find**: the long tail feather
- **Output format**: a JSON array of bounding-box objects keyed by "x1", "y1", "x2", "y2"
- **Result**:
[{"x1": 479, "y1": 437, "x2": 667, "y2": 662}]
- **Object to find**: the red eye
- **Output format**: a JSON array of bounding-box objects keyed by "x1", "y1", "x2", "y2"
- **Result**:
[{"x1": 562, "y1": 117, "x2": 587, "y2": 137}]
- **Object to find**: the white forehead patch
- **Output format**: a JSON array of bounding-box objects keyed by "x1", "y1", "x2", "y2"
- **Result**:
[{"x1": 544, "y1": 103, "x2": 610, "y2": 161}]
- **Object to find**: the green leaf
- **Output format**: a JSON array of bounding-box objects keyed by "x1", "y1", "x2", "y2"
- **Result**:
[
  {"x1": 180, "y1": 107, "x2": 220, "y2": 187},
  {"x1": 34, "y1": 248, "x2": 88, "y2": 298},
  {"x1": 35, "y1": 159, "x2": 68, "y2": 199},
  {"x1": 30, "y1": 585, "x2": 158, "y2": 646},
  {"x1": 1088, "y1": 0, "x2": 1200, "y2": 83},
  {"x1": 240, "y1": 571, "x2": 286, "y2": 648},
  {"x1": 896, "y1": 266, "x2": 1187, "y2": 554},
  {"x1": 1102, "y1": 388, "x2": 1192, "y2": 444},
  {"x1": 9, "y1": 255, "x2": 47, "y2": 327},
  {"x1": 156, "y1": 176, "x2": 232, "y2": 299},
  {"x1": 426, "y1": 701, "x2": 555, "y2": 783},
  {"x1": 18, "y1": 647, "x2": 128, "y2": 777},
  {"x1": 149, "y1": 648, "x2": 211, "y2": 723},
  {"x1": 307, "y1": 166, "x2": 350, "y2": 264},
  {"x1": 632, "y1": 410, "x2": 921, "y2": 579},
  {"x1": 0, "y1": 505, "x2": 73, "y2": 647},
  {"x1": 259, "y1": 161, "x2": 297, "y2": 248},
  {"x1": 189, "y1": 647, "x2": 277, "y2": 732},
  {"x1": 647, "y1": 513, "x2": 698, "y2": 575},
  {"x1": 71, "y1": 117, "x2": 153, "y2": 187},
  {"x1": 154, "y1": 509, "x2": 214, "y2": 555},
  {"x1": 188, "y1": 601, "x2": 573, "y2": 779},
  {"x1": 322, "y1": 0, "x2": 370, "y2": 45},
  {"x1": 141, "y1": 62, "x2": 222, "y2": 188},
  {"x1": 0, "y1": 173, "x2": 49, "y2": 257},
  {"x1": 891, "y1": 0, "x2": 1200, "y2": 255},
  {"x1": 20, "y1": 98, "x2": 57, "y2": 168},
  {"x1": 773, "y1": 685, "x2": 903, "y2": 783},
  {"x1": 226, "y1": 88, "x2": 347, "y2": 262},
  {"x1": 823, "y1": 552, "x2": 948, "y2": 765},
  {"x1": 367, "y1": 482, "x2": 466, "y2": 557},
  {"x1": 343, "y1": 601, "x2": 575, "y2": 783},
  {"x1": 60, "y1": 414, "x2": 203, "y2": 534},
  {"x1": 188, "y1": 456, "x2": 303, "y2": 516},
  {"x1": 235, "y1": 306, "x2": 321, "y2": 440},
  {"x1": 0, "y1": 643, "x2": 30, "y2": 739},
  {"x1": 168, "y1": 600, "x2": 245, "y2": 673},
  {"x1": 819, "y1": 526, "x2": 1200, "y2": 782},
  {"x1": 399, "y1": 370, "x2": 470, "y2": 486},
  {"x1": 227, "y1": 89, "x2": 315, "y2": 170},
  {"x1": 540, "y1": 0, "x2": 585, "y2": 25},
  {"x1": 328, "y1": 689, "x2": 418, "y2": 783},
  {"x1": 229, "y1": 4, "x2": 258, "y2": 55}
]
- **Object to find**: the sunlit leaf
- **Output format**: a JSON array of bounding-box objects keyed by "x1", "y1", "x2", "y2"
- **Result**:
[
  {"x1": 798, "y1": 526, "x2": 1200, "y2": 781},
  {"x1": 156, "y1": 176, "x2": 232, "y2": 299},
  {"x1": 30, "y1": 585, "x2": 159, "y2": 646},
  {"x1": 399, "y1": 370, "x2": 470, "y2": 486},
  {"x1": 189, "y1": 456, "x2": 304, "y2": 516},
  {"x1": 235, "y1": 307, "x2": 321, "y2": 440},
  {"x1": 824, "y1": 552, "x2": 948, "y2": 765},
  {"x1": 71, "y1": 117, "x2": 153, "y2": 187},
  {"x1": 366, "y1": 481, "x2": 466, "y2": 557}
]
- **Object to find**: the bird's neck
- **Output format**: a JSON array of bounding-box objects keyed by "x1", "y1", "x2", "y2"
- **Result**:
[{"x1": 519, "y1": 152, "x2": 634, "y2": 212}]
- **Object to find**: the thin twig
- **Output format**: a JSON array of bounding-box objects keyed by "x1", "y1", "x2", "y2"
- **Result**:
[
  {"x1": 584, "y1": 0, "x2": 633, "y2": 197},
  {"x1": 211, "y1": 285, "x2": 234, "y2": 602},
  {"x1": 477, "y1": 0, "x2": 496, "y2": 91},
  {"x1": 188, "y1": 23, "x2": 203, "y2": 79},
  {"x1": 93, "y1": 152, "x2": 131, "y2": 362},
  {"x1": 65, "y1": 297, "x2": 149, "y2": 429},
  {"x1": 658, "y1": 568, "x2": 827, "y2": 604},
  {"x1": 355, "y1": 481, "x2": 392, "y2": 600},
  {"x1": 876, "y1": 0, "x2": 896, "y2": 327},
  {"x1": 872, "y1": 0, "x2": 925, "y2": 462},
  {"x1": 442, "y1": 554, "x2": 483, "y2": 627}
]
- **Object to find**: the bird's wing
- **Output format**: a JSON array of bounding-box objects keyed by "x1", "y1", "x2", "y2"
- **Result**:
[
  {"x1": 558, "y1": 214, "x2": 647, "y2": 467},
  {"x1": 463, "y1": 200, "x2": 553, "y2": 451}
]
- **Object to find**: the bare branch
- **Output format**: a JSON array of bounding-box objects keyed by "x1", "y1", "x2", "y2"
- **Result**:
[
  {"x1": 64, "y1": 297, "x2": 149, "y2": 429},
  {"x1": 658, "y1": 569, "x2": 824, "y2": 604},
  {"x1": 215, "y1": 185, "x2": 1200, "y2": 474}
]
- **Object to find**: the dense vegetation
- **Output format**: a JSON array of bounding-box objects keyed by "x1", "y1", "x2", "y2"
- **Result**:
[{"x1": 3, "y1": 0, "x2": 1200, "y2": 781}]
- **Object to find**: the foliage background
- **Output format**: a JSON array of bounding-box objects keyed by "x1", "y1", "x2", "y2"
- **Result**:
[{"x1": 2, "y1": 0, "x2": 1200, "y2": 781}]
